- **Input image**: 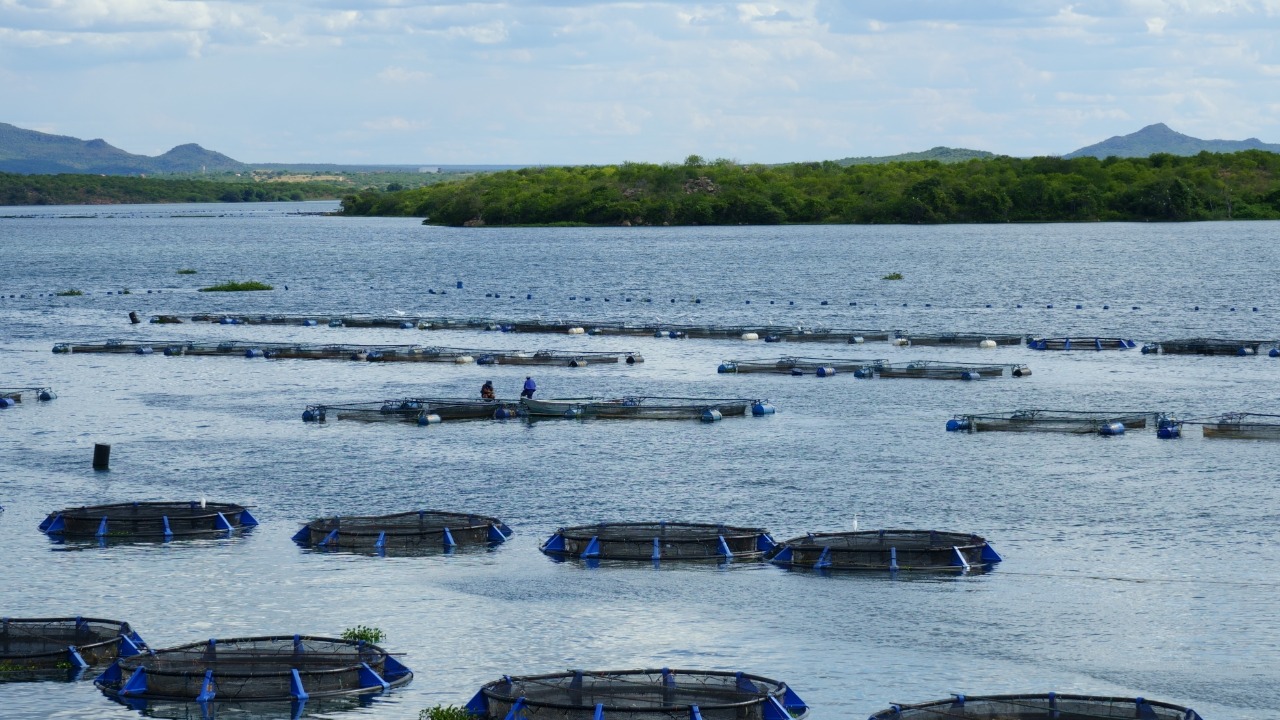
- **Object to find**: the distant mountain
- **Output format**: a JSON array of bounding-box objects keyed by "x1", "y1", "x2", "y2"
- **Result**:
[
  {"x1": 0, "y1": 122, "x2": 247, "y2": 174},
  {"x1": 834, "y1": 146, "x2": 996, "y2": 166},
  {"x1": 1064, "y1": 123, "x2": 1280, "y2": 159}
]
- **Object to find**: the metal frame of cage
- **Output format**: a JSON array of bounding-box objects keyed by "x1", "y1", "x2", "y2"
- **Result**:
[
  {"x1": 866, "y1": 692, "x2": 1203, "y2": 719},
  {"x1": 94, "y1": 635, "x2": 413, "y2": 702},
  {"x1": 767, "y1": 530, "x2": 1002, "y2": 572},
  {"x1": 39, "y1": 501, "x2": 258, "y2": 540},
  {"x1": 1, "y1": 617, "x2": 148, "y2": 672},
  {"x1": 467, "y1": 668, "x2": 809, "y2": 720},
  {"x1": 293, "y1": 509, "x2": 512, "y2": 551},
  {"x1": 541, "y1": 522, "x2": 777, "y2": 561}
]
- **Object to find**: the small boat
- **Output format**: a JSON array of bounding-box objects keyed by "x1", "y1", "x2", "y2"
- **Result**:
[
  {"x1": 867, "y1": 694, "x2": 1203, "y2": 720},
  {"x1": 520, "y1": 396, "x2": 756, "y2": 420},
  {"x1": 1027, "y1": 337, "x2": 1136, "y2": 350},
  {"x1": 1, "y1": 617, "x2": 148, "y2": 674},
  {"x1": 541, "y1": 521, "x2": 776, "y2": 561},
  {"x1": 1198, "y1": 412, "x2": 1280, "y2": 440},
  {"x1": 294, "y1": 509, "x2": 512, "y2": 552},
  {"x1": 948, "y1": 409, "x2": 1151, "y2": 434},
  {"x1": 766, "y1": 529, "x2": 1000, "y2": 572},
  {"x1": 94, "y1": 635, "x2": 412, "y2": 702},
  {"x1": 39, "y1": 501, "x2": 258, "y2": 540}
]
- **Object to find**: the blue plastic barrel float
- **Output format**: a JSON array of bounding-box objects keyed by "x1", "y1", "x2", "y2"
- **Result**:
[
  {"x1": 1, "y1": 617, "x2": 149, "y2": 679},
  {"x1": 467, "y1": 668, "x2": 809, "y2": 719},
  {"x1": 293, "y1": 509, "x2": 512, "y2": 555},
  {"x1": 94, "y1": 634, "x2": 412, "y2": 706},
  {"x1": 39, "y1": 501, "x2": 258, "y2": 543},
  {"x1": 866, "y1": 693, "x2": 1202, "y2": 719},
  {"x1": 541, "y1": 522, "x2": 777, "y2": 562},
  {"x1": 766, "y1": 529, "x2": 1001, "y2": 572}
]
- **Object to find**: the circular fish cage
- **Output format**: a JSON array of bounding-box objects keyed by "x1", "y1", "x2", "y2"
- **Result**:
[
  {"x1": 94, "y1": 635, "x2": 413, "y2": 702},
  {"x1": 39, "y1": 501, "x2": 258, "y2": 541},
  {"x1": 540, "y1": 522, "x2": 776, "y2": 561},
  {"x1": 293, "y1": 509, "x2": 512, "y2": 553},
  {"x1": 766, "y1": 529, "x2": 1001, "y2": 572},
  {"x1": 466, "y1": 668, "x2": 810, "y2": 720},
  {"x1": 1, "y1": 617, "x2": 148, "y2": 677},
  {"x1": 867, "y1": 693, "x2": 1203, "y2": 719}
]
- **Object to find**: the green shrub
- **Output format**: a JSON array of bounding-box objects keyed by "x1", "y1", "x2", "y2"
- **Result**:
[
  {"x1": 177, "y1": 269, "x2": 198, "y2": 274},
  {"x1": 419, "y1": 704, "x2": 474, "y2": 720},
  {"x1": 882, "y1": 272, "x2": 904, "y2": 280},
  {"x1": 340, "y1": 625, "x2": 385, "y2": 644},
  {"x1": 198, "y1": 280, "x2": 274, "y2": 292},
  {"x1": 55, "y1": 289, "x2": 83, "y2": 296}
]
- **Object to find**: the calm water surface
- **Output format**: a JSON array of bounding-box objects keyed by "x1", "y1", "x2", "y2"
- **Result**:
[{"x1": 1, "y1": 202, "x2": 1278, "y2": 719}]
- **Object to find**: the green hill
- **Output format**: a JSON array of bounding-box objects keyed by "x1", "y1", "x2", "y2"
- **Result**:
[
  {"x1": 1064, "y1": 123, "x2": 1280, "y2": 159},
  {"x1": 834, "y1": 146, "x2": 995, "y2": 166},
  {"x1": 0, "y1": 122, "x2": 247, "y2": 174}
]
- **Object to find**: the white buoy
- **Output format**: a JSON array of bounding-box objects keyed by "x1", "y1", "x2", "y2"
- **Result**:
[
  {"x1": 850, "y1": 336, "x2": 864, "y2": 344},
  {"x1": 979, "y1": 339, "x2": 997, "y2": 349},
  {"x1": 741, "y1": 332, "x2": 759, "y2": 341},
  {"x1": 892, "y1": 338, "x2": 909, "y2": 346},
  {"x1": 454, "y1": 355, "x2": 474, "y2": 364},
  {"x1": 567, "y1": 327, "x2": 585, "y2": 335}
]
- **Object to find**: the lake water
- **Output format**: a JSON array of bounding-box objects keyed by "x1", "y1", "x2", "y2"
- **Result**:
[{"x1": 1, "y1": 201, "x2": 1278, "y2": 719}]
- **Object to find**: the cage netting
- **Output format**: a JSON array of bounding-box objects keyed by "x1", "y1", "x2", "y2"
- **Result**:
[
  {"x1": 39, "y1": 501, "x2": 258, "y2": 540},
  {"x1": 1, "y1": 617, "x2": 147, "y2": 671},
  {"x1": 468, "y1": 668, "x2": 809, "y2": 720},
  {"x1": 95, "y1": 635, "x2": 412, "y2": 702},
  {"x1": 866, "y1": 693, "x2": 1202, "y2": 719},
  {"x1": 293, "y1": 510, "x2": 512, "y2": 551},
  {"x1": 541, "y1": 522, "x2": 776, "y2": 561},
  {"x1": 767, "y1": 530, "x2": 1001, "y2": 571}
]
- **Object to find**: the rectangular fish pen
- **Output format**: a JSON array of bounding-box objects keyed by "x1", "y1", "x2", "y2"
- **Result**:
[
  {"x1": 304, "y1": 398, "x2": 520, "y2": 423},
  {"x1": 874, "y1": 361, "x2": 1028, "y2": 380},
  {"x1": 1196, "y1": 413, "x2": 1280, "y2": 440},
  {"x1": 717, "y1": 357, "x2": 884, "y2": 375},
  {"x1": 1140, "y1": 338, "x2": 1270, "y2": 356},
  {"x1": 1027, "y1": 337, "x2": 1136, "y2": 350},
  {"x1": 892, "y1": 332, "x2": 1024, "y2": 347},
  {"x1": 950, "y1": 410, "x2": 1153, "y2": 434}
]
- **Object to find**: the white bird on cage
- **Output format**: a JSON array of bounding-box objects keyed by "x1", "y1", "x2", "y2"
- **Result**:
[
  {"x1": 200, "y1": 497, "x2": 207, "y2": 508},
  {"x1": 852, "y1": 514, "x2": 859, "y2": 531}
]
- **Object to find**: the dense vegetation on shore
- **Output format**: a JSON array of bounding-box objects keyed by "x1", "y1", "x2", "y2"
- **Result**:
[
  {"x1": 341, "y1": 151, "x2": 1280, "y2": 225},
  {"x1": 0, "y1": 172, "x2": 349, "y2": 205}
]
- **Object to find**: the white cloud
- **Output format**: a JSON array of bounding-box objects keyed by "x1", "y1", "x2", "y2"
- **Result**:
[
  {"x1": 1145, "y1": 16, "x2": 1167, "y2": 33},
  {"x1": 361, "y1": 116, "x2": 426, "y2": 131}
]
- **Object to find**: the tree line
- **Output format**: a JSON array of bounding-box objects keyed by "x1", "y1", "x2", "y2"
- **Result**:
[
  {"x1": 340, "y1": 151, "x2": 1280, "y2": 225},
  {"x1": 0, "y1": 172, "x2": 347, "y2": 205}
]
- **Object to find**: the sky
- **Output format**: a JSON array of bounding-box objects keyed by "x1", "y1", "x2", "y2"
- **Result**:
[{"x1": 2, "y1": 1, "x2": 1278, "y2": 165}]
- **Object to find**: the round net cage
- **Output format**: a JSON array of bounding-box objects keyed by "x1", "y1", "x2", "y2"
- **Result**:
[
  {"x1": 94, "y1": 635, "x2": 413, "y2": 702},
  {"x1": 766, "y1": 530, "x2": 1001, "y2": 571},
  {"x1": 867, "y1": 693, "x2": 1203, "y2": 719},
  {"x1": 540, "y1": 522, "x2": 776, "y2": 561},
  {"x1": 1, "y1": 617, "x2": 147, "y2": 674},
  {"x1": 468, "y1": 668, "x2": 810, "y2": 720},
  {"x1": 293, "y1": 510, "x2": 512, "y2": 553},
  {"x1": 39, "y1": 501, "x2": 258, "y2": 540}
]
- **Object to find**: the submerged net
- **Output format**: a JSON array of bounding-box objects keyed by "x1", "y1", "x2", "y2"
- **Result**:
[
  {"x1": 867, "y1": 693, "x2": 1202, "y2": 719},
  {"x1": 296, "y1": 510, "x2": 510, "y2": 550},
  {"x1": 475, "y1": 669, "x2": 804, "y2": 720},
  {"x1": 543, "y1": 522, "x2": 772, "y2": 560},
  {"x1": 98, "y1": 635, "x2": 412, "y2": 701},
  {"x1": 1, "y1": 617, "x2": 141, "y2": 668},
  {"x1": 769, "y1": 530, "x2": 996, "y2": 571},
  {"x1": 40, "y1": 501, "x2": 255, "y2": 539}
]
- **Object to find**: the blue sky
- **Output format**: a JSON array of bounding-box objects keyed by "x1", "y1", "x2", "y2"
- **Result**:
[{"x1": 2, "y1": 1, "x2": 1277, "y2": 164}]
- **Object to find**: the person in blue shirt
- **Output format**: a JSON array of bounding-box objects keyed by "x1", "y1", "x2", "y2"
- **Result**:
[{"x1": 521, "y1": 376, "x2": 537, "y2": 399}]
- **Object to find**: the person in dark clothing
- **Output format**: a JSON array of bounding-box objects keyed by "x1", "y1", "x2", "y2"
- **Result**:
[
  {"x1": 481, "y1": 380, "x2": 495, "y2": 400},
  {"x1": 520, "y1": 376, "x2": 537, "y2": 399}
]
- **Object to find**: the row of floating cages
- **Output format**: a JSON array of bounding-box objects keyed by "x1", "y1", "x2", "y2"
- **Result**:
[
  {"x1": 1027, "y1": 337, "x2": 1137, "y2": 351},
  {"x1": 866, "y1": 694, "x2": 1202, "y2": 720},
  {"x1": 293, "y1": 510, "x2": 512, "y2": 554},
  {"x1": 1, "y1": 617, "x2": 148, "y2": 680},
  {"x1": 467, "y1": 668, "x2": 810, "y2": 720},
  {"x1": 718, "y1": 358, "x2": 1029, "y2": 380},
  {"x1": 51, "y1": 340, "x2": 642, "y2": 366},
  {"x1": 1140, "y1": 338, "x2": 1276, "y2": 356},
  {"x1": 303, "y1": 398, "x2": 522, "y2": 424},
  {"x1": 539, "y1": 523, "x2": 1001, "y2": 573},
  {"x1": 38, "y1": 501, "x2": 258, "y2": 542},
  {"x1": 0, "y1": 386, "x2": 56, "y2": 407},
  {"x1": 519, "y1": 396, "x2": 774, "y2": 421},
  {"x1": 947, "y1": 410, "x2": 1157, "y2": 435},
  {"x1": 94, "y1": 634, "x2": 412, "y2": 706}
]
